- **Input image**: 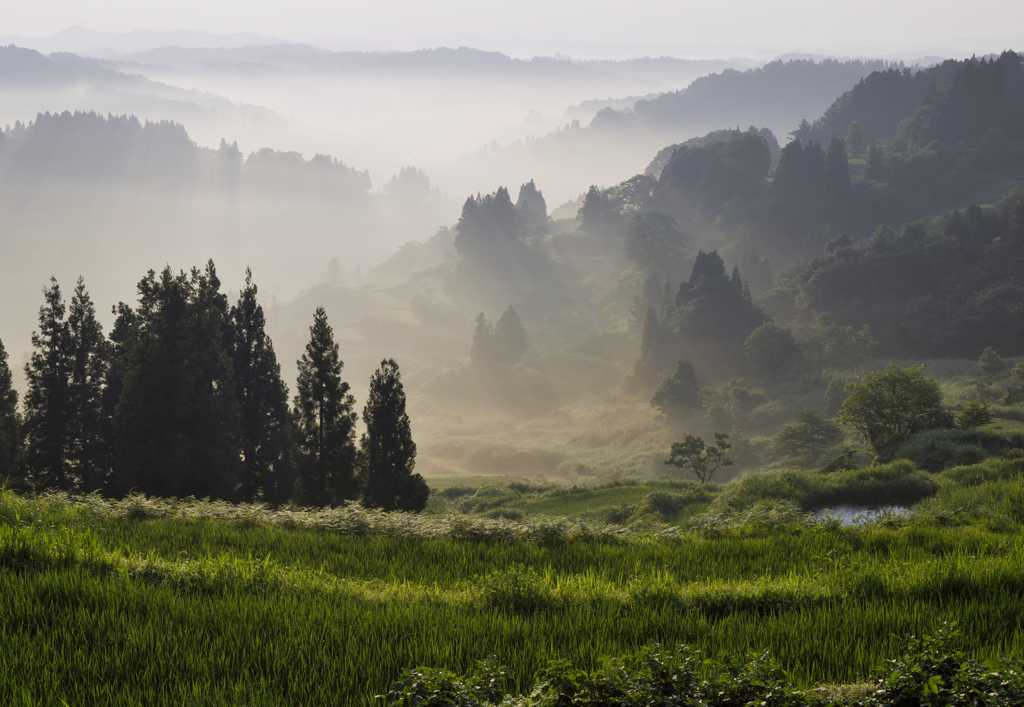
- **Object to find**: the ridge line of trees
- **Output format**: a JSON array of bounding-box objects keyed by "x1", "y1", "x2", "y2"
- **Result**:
[{"x1": 0, "y1": 264, "x2": 427, "y2": 511}]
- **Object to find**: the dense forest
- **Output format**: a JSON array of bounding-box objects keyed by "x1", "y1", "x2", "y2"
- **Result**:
[{"x1": 0, "y1": 265, "x2": 428, "y2": 510}]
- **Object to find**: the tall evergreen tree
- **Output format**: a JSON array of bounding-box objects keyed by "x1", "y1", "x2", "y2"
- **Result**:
[
  {"x1": 22, "y1": 278, "x2": 70, "y2": 490},
  {"x1": 114, "y1": 264, "x2": 241, "y2": 499},
  {"x1": 825, "y1": 136, "x2": 851, "y2": 194},
  {"x1": 230, "y1": 268, "x2": 291, "y2": 503},
  {"x1": 66, "y1": 278, "x2": 111, "y2": 492},
  {"x1": 470, "y1": 313, "x2": 495, "y2": 368},
  {"x1": 634, "y1": 306, "x2": 673, "y2": 387},
  {"x1": 493, "y1": 305, "x2": 528, "y2": 366},
  {"x1": 0, "y1": 335, "x2": 23, "y2": 483},
  {"x1": 293, "y1": 307, "x2": 358, "y2": 506},
  {"x1": 362, "y1": 359, "x2": 427, "y2": 512},
  {"x1": 102, "y1": 302, "x2": 135, "y2": 453}
]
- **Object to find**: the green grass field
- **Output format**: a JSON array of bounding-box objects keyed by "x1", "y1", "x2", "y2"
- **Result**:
[{"x1": 3, "y1": 457, "x2": 1024, "y2": 705}]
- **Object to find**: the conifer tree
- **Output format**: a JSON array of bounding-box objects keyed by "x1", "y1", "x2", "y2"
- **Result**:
[
  {"x1": 825, "y1": 136, "x2": 851, "y2": 194},
  {"x1": 114, "y1": 264, "x2": 240, "y2": 499},
  {"x1": 362, "y1": 358, "x2": 427, "y2": 512},
  {"x1": 493, "y1": 305, "x2": 528, "y2": 366},
  {"x1": 470, "y1": 313, "x2": 495, "y2": 368},
  {"x1": 102, "y1": 302, "x2": 135, "y2": 447},
  {"x1": 293, "y1": 306, "x2": 357, "y2": 505},
  {"x1": 66, "y1": 278, "x2": 111, "y2": 492},
  {"x1": 23, "y1": 278, "x2": 70, "y2": 490},
  {"x1": 634, "y1": 306, "x2": 672, "y2": 387},
  {"x1": 0, "y1": 335, "x2": 23, "y2": 483},
  {"x1": 230, "y1": 268, "x2": 291, "y2": 503}
]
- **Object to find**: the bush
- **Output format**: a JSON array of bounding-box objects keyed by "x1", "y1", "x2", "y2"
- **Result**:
[
  {"x1": 744, "y1": 322, "x2": 801, "y2": 376},
  {"x1": 894, "y1": 428, "x2": 1024, "y2": 472},
  {"x1": 838, "y1": 363, "x2": 952, "y2": 458},
  {"x1": 772, "y1": 408, "x2": 843, "y2": 468},
  {"x1": 866, "y1": 621, "x2": 1024, "y2": 707},
  {"x1": 716, "y1": 462, "x2": 939, "y2": 511},
  {"x1": 956, "y1": 401, "x2": 994, "y2": 428}
]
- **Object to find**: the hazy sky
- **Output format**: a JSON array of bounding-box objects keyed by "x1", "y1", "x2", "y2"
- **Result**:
[{"x1": 5, "y1": 0, "x2": 1024, "y2": 59}]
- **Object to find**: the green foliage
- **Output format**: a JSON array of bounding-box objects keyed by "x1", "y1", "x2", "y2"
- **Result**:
[
  {"x1": 846, "y1": 120, "x2": 866, "y2": 158},
  {"x1": 650, "y1": 360, "x2": 700, "y2": 418},
  {"x1": 113, "y1": 262, "x2": 242, "y2": 500},
  {"x1": 362, "y1": 359, "x2": 427, "y2": 513},
  {"x1": 22, "y1": 277, "x2": 70, "y2": 490},
  {"x1": 894, "y1": 427, "x2": 1023, "y2": 472},
  {"x1": 838, "y1": 364, "x2": 951, "y2": 457},
  {"x1": 382, "y1": 657, "x2": 512, "y2": 707},
  {"x1": 633, "y1": 306, "x2": 674, "y2": 387},
  {"x1": 454, "y1": 187, "x2": 524, "y2": 263},
  {"x1": 956, "y1": 401, "x2": 994, "y2": 429},
  {"x1": 1012, "y1": 362, "x2": 1024, "y2": 382},
  {"x1": 623, "y1": 211, "x2": 687, "y2": 274},
  {"x1": 798, "y1": 323, "x2": 876, "y2": 373},
  {"x1": 293, "y1": 306, "x2": 358, "y2": 505},
  {"x1": 577, "y1": 184, "x2": 622, "y2": 236},
  {"x1": 66, "y1": 278, "x2": 111, "y2": 493},
  {"x1": 471, "y1": 306, "x2": 529, "y2": 369},
  {"x1": 717, "y1": 459, "x2": 938, "y2": 510},
  {"x1": 978, "y1": 347, "x2": 1007, "y2": 380},
  {"x1": 772, "y1": 408, "x2": 844, "y2": 468},
  {"x1": 671, "y1": 251, "x2": 768, "y2": 375},
  {"x1": 494, "y1": 305, "x2": 529, "y2": 366},
  {"x1": 744, "y1": 322, "x2": 800, "y2": 376},
  {"x1": 664, "y1": 433, "x2": 734, "y2": 483},
  {"x1": 229, "y1": 268, "x2": 292, "y2": 504},
  {"x1": 0, "y1": 336, "x2": 22, "y2": 482},
  {"x1": 5, "y1": 477, "x2": 1024, "y2": 704},
  {"x1": 867, "y1": 621, "x2": 1024, "y2": 707}
]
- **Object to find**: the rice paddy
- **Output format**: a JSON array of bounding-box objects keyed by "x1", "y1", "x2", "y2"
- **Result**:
[{"x1": 3, "y1": 458, "x2": 1024, "y2": 705}]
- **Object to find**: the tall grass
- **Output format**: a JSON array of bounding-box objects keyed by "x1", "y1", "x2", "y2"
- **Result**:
[{"x1": 3, "y1": 473, "x2": 1024, "y2": 705}]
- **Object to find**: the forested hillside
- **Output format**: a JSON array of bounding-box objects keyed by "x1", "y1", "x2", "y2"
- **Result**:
[{"x1": 444, "y1": 58, "x2": 897, "y2": 198}]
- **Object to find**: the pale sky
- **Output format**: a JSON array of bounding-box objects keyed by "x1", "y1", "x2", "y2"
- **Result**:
[{"x1": 4, "y1": 0, "x2": 1024, "y2": 59}]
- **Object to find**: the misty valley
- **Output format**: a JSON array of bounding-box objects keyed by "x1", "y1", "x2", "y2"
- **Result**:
[{"x1": 2, "y1": 36, "x2": 1024, "y2": 707}]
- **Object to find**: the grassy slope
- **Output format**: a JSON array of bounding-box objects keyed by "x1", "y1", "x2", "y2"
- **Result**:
[{"x1": 4, "y1": 460, "x2": 1024, "y2": 705}]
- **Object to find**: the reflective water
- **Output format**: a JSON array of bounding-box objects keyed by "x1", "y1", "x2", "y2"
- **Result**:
[{"x1": 813, "y1": 504, "x2": 910, "y2": 525}]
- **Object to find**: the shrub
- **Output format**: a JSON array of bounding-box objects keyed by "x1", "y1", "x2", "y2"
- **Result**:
[
  {"x1": 744, "y1": 322, "x2": 800, "y2": 376},
  {"x1": 978, "y1": 347, "x2": 1007, "y2": 379},
  {"x1": 895, "y1": 428, "x2": 1024, "y2": 472},
  {"x1": 956, "y1": 402, "x2": 994, "y2": 428},
  {"x1": 772, "y1": 408, "x2": 843, "y2": 468},
  {"x1": 650, "y1": 360, "x2": 700, "y2": 417},
  {"x1": 838, "y1": 363, "x2": 952, "y2": 458},
  {"x1": 717, "y1": 462, "x2": 938, "y2": 511}
]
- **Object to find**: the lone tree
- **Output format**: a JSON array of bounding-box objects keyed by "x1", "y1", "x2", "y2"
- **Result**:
[
  {"x1": 0, "y1": 335, "x2": 23, "y2": 482},
  {"x1": 664, "y1": 432, "x2": 733, "y2": 483},
  {"x1": 362, "y1": 358, "x2": 428, "y2": 512},
  {"x1": 837, "y1": 363, "x2": 951, "y2": 458},
  {"x1": 293, "y1": 306, "x2": 358, "y2": 506},
  {"x1": 772, "y1": 408, "x2": 843, "y2": 468}
]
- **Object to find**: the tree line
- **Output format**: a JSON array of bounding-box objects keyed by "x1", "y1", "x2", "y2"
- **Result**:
[{"x1": 0, "y1": 262, "x2": 428, "y2": 511}]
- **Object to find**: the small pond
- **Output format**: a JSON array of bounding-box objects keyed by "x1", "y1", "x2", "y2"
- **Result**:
[{"x1": 812, "y1": 504, "x2": 911, "y2": 525}]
